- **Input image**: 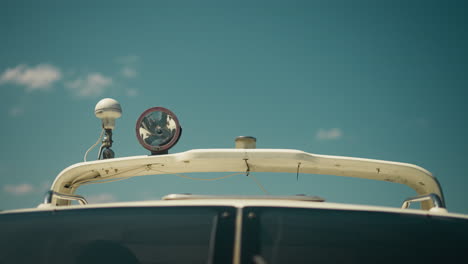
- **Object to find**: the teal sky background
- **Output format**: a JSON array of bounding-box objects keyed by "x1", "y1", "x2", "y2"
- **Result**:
[{"x1": 1, "y1": 0, "x2": 467, "y2": 213}]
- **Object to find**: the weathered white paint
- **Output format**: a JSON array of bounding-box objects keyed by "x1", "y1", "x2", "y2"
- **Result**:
[{"x1": 49, "y1": 149, "x2": 444, "y2": 210}]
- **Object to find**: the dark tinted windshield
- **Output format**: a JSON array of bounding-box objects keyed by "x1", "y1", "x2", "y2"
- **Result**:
[
  {"x1": 242, "y1": 207, "x2": 468, "y2": 264},
  {"x1": 0, "y1": 206, "x2": 235, "y2": 264}
]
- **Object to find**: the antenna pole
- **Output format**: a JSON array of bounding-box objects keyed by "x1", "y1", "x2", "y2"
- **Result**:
[{"x1": 98, "y1": 129, "x2": 115, "y2": 159}]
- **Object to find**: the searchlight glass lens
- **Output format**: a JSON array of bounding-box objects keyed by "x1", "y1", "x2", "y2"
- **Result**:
[
  {"x1": 140, "y1": 111, "x2": 175, "y2": 145},
  {"x1": 136, "y1": 107, "x2": 181, "y2": 154}
]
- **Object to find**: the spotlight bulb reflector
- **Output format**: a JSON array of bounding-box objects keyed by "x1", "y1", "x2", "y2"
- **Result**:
[{"x1": 135, "y1": 107, "x2": 181, "y2": 154}]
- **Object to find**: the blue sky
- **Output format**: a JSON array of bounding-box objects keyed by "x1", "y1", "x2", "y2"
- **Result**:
[{"x1": 1, "y1": 0, "x2": 467, "y2": 213}]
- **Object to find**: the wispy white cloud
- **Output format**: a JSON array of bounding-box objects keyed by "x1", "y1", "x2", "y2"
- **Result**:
[
  {"x1": 121, "y1": 66, "x2": 137, "y2": 78},
  {"x1": 316, "y1": 128, "x2": 343, "y2": 141},
  {"x1": 66, "y1": 73, "x2": 113, "y2": 97},
  {"x1": 126, "y1": 88, "x2": 138, "y2": 97},
  {"x1": 116, "y1": 55, "x2": 139, "y2": 79},
  {"x1": 87, "y1": 193, "x2": 117, "y2": 203},
  {"x1": 3, "y1": 183, "x2": 34, "y2": 195},
  {"x1": 0, "y1": 64, "x2": 61, "y2": 91},
  {"x1": 8, "y1": 106, "x2": 24, "y2": 117}
]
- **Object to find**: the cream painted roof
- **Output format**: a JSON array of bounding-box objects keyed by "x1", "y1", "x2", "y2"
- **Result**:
[{"x1": 50, "y1": 149, "x2": 444, "y2": 209}]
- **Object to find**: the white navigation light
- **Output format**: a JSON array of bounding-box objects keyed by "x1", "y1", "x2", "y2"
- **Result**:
[
  {"x1": 94, "y1": 98, "x2": 122, "y2": 129},
  {"x1": 136, "y1": 107, "x2": 182, "y2": 155},
  {"x1": 235, "y1": 136, "x2": 257, "y2": 149}
]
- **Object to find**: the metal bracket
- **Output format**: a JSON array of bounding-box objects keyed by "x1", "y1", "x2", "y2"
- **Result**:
[
  {"x1": 43, "y1": 190, "x2": 88, "y2": 205},
  {"x1": 401, "y1": 193, "x2": 445, "y2": 209},
  {"x1": 98, "y1": 129, "x2": 115, "y2": 160}
]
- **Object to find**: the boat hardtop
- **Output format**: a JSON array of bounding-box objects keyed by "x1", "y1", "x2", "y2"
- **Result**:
[
  {"x1": 0, "y1": 98, "x2": 449, "y2": 213},
  {"x1": 1, "y1": 98, "x2": 467, "y2": 264},
  {"x1": 44, "y1": 148, "x2": 444, "y2": 210}
]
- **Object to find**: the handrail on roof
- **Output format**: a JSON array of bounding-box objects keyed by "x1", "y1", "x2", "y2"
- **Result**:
[
  {"x1": 44, "y1": 191, "x2": 88, "y2": 205},
  {"x1": 48, "y1": 148, "x2": 444, "y2": 210},
  {"x1": 401, "y1": 193, "x2": 445, "y2": 209}
]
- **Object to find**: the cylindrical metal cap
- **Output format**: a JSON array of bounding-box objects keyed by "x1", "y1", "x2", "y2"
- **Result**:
[{"x1": 235, "y1": 136, "x2": 256, "y2": 149}]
